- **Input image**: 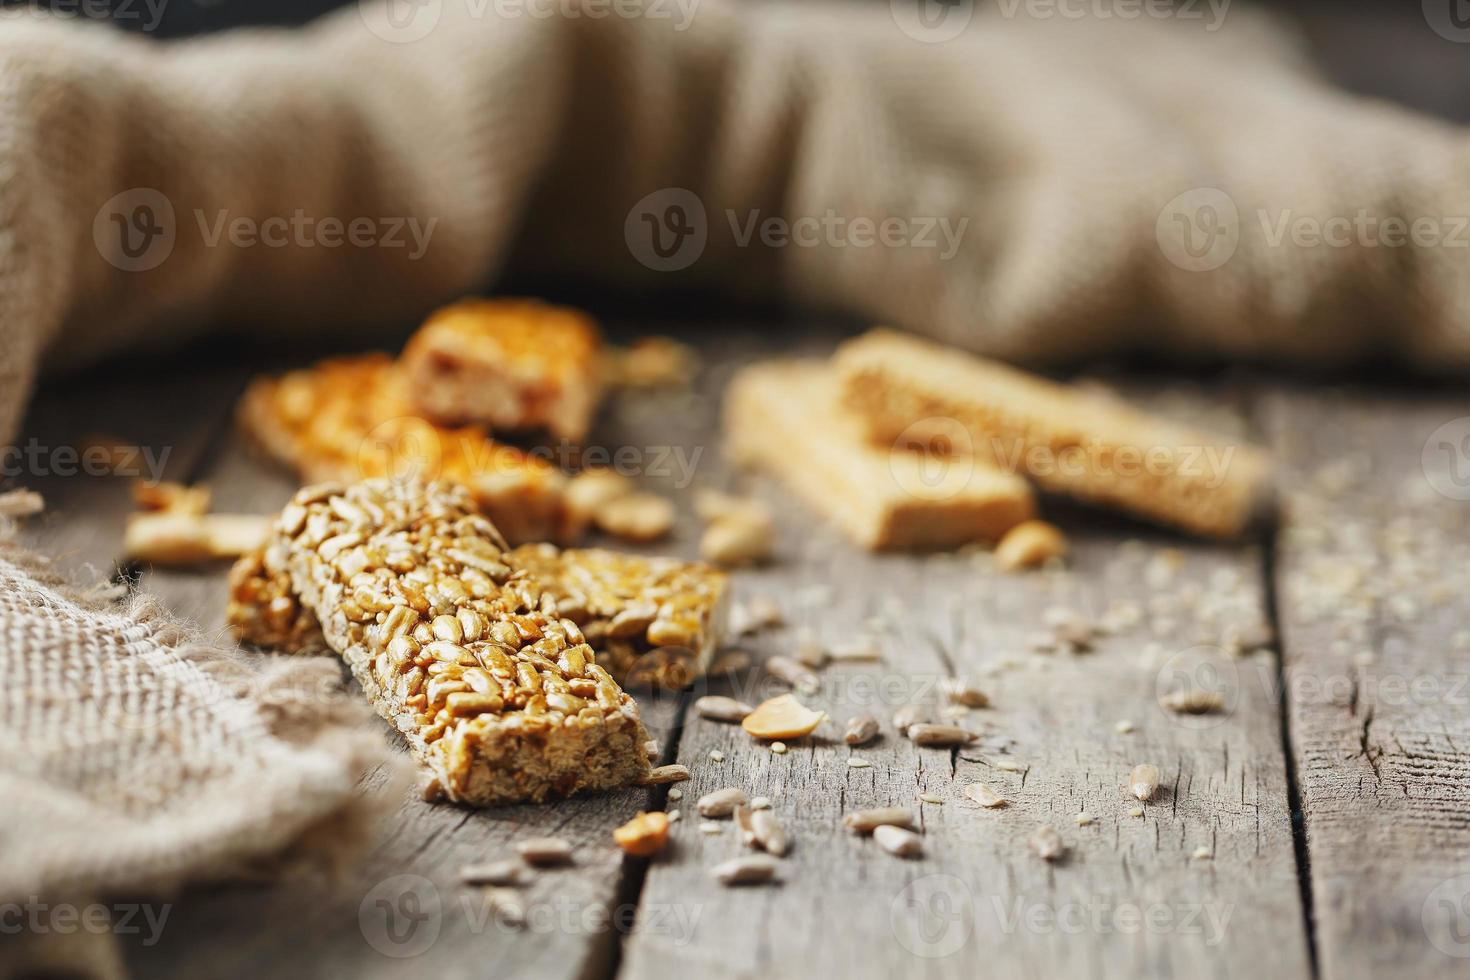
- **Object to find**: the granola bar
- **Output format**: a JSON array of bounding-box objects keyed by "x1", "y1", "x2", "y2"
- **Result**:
[
  {"x1": 265, "y1": 479, "x2": 651, "y2": 804},
  {"x1": 834, "y1": 329, "x2": 1272, "y2": 538},
  {"x1": 229, "y1": 542, "x2": 729, "y2": 688},
  {"x1": 400, "y1": 299, "x2": 605, "y2": 444},
  {"x1": 237, "y1": 353, "x2": 575, "y2": 544},
  {"x1": 724, "y1": 361, "x2": 1036, "y2": 550}
]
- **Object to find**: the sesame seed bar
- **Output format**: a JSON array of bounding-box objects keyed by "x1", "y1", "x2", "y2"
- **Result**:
[
  {"x1": 265, "y1": 479, "x2": 651, "y2": 805},
  {"x1": 229, "y1": 542, "x2": 730, "y2": 688},
  {"x1": 400, "y1": 299, "x2": 606, "y2": 445},
  {"x1": 833, "y1": 329, "x2": 1272, "y2": 538},
  {"x1": 724, "y1": 360, "x2": 1035, "y2": 550},
  {"x1": 237, "y1": 353, "x2": 576, "y2": 545}
]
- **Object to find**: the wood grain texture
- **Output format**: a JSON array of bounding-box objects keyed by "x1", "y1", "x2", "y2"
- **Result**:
[
  {"x1": 622, "y1": 359, "x2": 1312, "y2": 979},
  {"x1": 1263, "y1": 386, "x2": 1470, "y2": 980}
]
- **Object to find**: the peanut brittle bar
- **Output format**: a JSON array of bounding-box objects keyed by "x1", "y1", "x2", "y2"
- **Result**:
[
  {"x1": 833, "y1": 329, "x2": 1272, "y2": 538},
  {"x1": 724, "y1": 361, "x2": 1035, "y2": 550},
  {"x1": 237, "y1": 353, "x2": 575, "y2": 544},
  {"x1": 401, "y1": 299, "x2": 605, "y2": 444},
  {"x1": 229, "y1": 542, "x2": 729, "y2": 688},
  {"x1": 265, "y1": 479, "x2": 651, "y2": 804}
]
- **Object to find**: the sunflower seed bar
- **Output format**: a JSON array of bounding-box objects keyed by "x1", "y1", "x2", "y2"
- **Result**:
[
  {"x1": 265, "y1": 479, "x2": 651, "y2": 804},
  {"x1": 237, "y1": 353, "x2": 575, "y2": 544},
  {"x1": 400, "y1": 299, "x2": 605, "y2": 445},
  {"x1": 834, "y1": 329, "x2": 1272, "y2": 538},
  {"x1": 725, "y1": 360, "x2": 1035, "y2": 550},
  {"x1": 229, "y1": 543, "x2": 729, "y2": 688}
]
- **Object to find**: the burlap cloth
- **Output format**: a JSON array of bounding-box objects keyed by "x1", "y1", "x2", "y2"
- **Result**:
[{"x1": 3, "y1": 0, "x2": 1470, "y2": 972}]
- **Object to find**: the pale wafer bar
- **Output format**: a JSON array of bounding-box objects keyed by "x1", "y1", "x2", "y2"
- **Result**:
[
  {"x1": 266, "y1": 479, "x2": 650, "y2": 805},
  {"x1": 833, "y1": 329, "x2": 1272, "y2": 538},
  {"x1": 400, "y1": 299, "x2": 605, "y2": 444},
  {"x1": 724, "y1": 360, "x2": 1035, "y2": 550},
  {"x1": 237, "y1": 353, "x2": 575, "y2": 544}
]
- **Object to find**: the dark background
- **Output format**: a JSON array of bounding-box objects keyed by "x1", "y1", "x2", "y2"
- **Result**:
[{"x1": 11, "y1": 0, "x2": 1470, "y2": 123}]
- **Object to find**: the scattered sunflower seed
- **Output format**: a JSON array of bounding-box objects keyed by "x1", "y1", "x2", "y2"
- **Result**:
[
  {"x1": 848, "y1": 758, "x2": 873, "y2": 769},
  {"x1": 766, "y1": 655, "x2": 820, "y2": 694},
  {"x1": 743, "y1": 694, "x2": 826, "y2": 740},
  {"x1": 993, "y1": 759, "x2": 1023, "y2": 772},
  {"x1": 964, "y1": 783, "x2": 1005, "y2": 808},
  {"x1": 1128, "y1": 806, "x2": 1145, "y2": 818},
  {"x1": 1029, "y1": 825, "x2": 1065, "y2": 861},
  {"x1": 793, "y1": 631, "x2": 829, "y2": 669},
  {"x1": 1191, "y1": 847, "x2": 1212, "y2": 860},
  {"x1": 829, "y1": 638, "x2": 883, "y2": 662},
  {"x1": 742, "y1": 595, "x2": 785, "y2": 632},
  {"x1": 1114, "y1": 720, "x2": 1136, "y2": 734},
  {"x1": 843, "y1": 714, "x2": 880, "y2": 746},
  {"x1": 843, "y1": 808, "x2": 914, "y2": 834},
  {"x1": 700, "y1": 822, "x2": 724, "y2": 835},
  {"x1": 1160, "y1": 689, "x2": 1226, "y2": 715},
  {"x1": 939, "y1": 678, "x2": 989, "y2": 708},
  {"x1": 710, "y1": 650, "x2": 752, "y2": 675},
  {"x1": 1075, "y1": 813, "x2": 1094, "y2": 827},
  {"x1": 770, "y1": 741, "x2": 788, "y2": 755},
  {"x1": 696, "y1": 787, "x2": 748, "y2": 818},
  {"x1": 750, "y1": 809, "x2": 789, "y2": 856},
  {"x1": 668, "y1": 788, "x2": 683, "y2": 801},
  {"x1": 750, "y1": 796, "x2": 773, "y2": 810},
  {"x1": 695, "y1": 695, "x2": 755, "y2": 724},
  {"x1": 516, "y1": 837, "x2": 573, "y2": 866},
  {"x1": 460, "y1": 860, "x2": 529, "y2": 886},
  {"x1": 711, "y1": 854, "x2": 779, "y2": 886},
  {"x1": 1129, "y1": 763, "x2": 1160, "y2": 802},
  {"x1": 645, "y1": 764, "x2": 691, "y2": 784},
  {"x1": 485, "y1": 888, "x2": 527, "y2": 927},
  {"x1": 709, "y1": 750, "x2": 725, "y2": 763},
  {"x1": 892, "y1": 704, "x2": 929, "y2": 731},
  {"x1": 873, "y1": 824, "x2": 924, "y2": 858},
  {"x1": 918, "y1": 792, "x2": 945, "y2": 805},
  {"x1": 907, "y1": 723, "x2": 978, "y2": 747}
]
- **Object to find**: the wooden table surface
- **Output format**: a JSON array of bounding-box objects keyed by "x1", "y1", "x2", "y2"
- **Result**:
[{"x1": 10, "y1": 317, "x2": 1470, "y2": 980}]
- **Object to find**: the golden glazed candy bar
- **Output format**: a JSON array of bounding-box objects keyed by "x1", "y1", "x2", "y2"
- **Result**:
[
  {"x1": 833, "y1": 329, "x2": 1272, "y2": 539},
  {"x1": 237, "y1": 353, "x2": 574, "y2": 544},
  {"x1": 400, "y1": 299, "x2": 606, "y2": 445},
  {"x1": 264, "y1": 479, "x2": 651, "y2": 804},
  {"x1": 229, "y1": 542, "x2": 730, "y2": 688},
  {"x1": 724, "y1": 361, "x2": 1035, "y2": 550}
]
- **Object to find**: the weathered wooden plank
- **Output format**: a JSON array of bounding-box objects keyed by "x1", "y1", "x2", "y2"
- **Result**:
[
  {"x1": 1263, "y1": 385, "x2": 1470, "y2": 980},
  {"x1": 623, "y1": 364, "x2": 1313, "y2": 979}
]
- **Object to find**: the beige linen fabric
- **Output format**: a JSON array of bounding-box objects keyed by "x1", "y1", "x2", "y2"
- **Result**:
[{"x1": 0, "y1": 517, "x2": 399, "y2": 976}]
